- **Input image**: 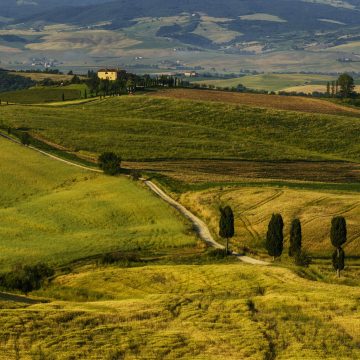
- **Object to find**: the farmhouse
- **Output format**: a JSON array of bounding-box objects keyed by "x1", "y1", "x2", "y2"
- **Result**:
[
  {"x1": 97, "y1": 69, "x2": 120, "y2": 81},
  {"x1": 183, "y1": 71, "x2": 199, "y2": 78}
]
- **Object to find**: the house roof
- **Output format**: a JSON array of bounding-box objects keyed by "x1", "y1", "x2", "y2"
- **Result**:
[{"x1": 97, "y1": 69, "x2": 119, "y2": 73}]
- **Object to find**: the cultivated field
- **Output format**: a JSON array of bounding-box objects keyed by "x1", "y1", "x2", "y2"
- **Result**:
[
  {"x1": 192, "y1": 73, "x2": 335, "y2": 92},
  {"x1": 180, "y1": 186, "x2": 360, "y2": 257},
  {"x1": 0, "y1": 137, "x2": 196, "y2": 270},
  {"x1": 1, "y1": 94, "x2": 360, "y2": 163},
  {"x1": 126, "y1": 159, "x2": 360, "y2": 185},
  {"x1": 1, "y1": 263, "x2": 359, "y2": 359},
  {"x1": 152, "y1": 88, "x2": 360, "y2": 116}
]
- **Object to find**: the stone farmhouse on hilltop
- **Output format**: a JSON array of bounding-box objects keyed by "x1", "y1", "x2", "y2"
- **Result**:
[{"x1": 97, "y1": 69, "x2": 120, "y2": 81}]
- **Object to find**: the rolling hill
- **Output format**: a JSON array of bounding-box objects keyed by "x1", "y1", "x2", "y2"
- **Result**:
[
  {"x1": 0, "y1": 136, "x2": 196, "y2": 270},
  {"x1": 2, "y1": 0, "x2": 360, "y2": 72},
  {"x1": 3, "y1": 93, "x2": 360, "y2": 161}
]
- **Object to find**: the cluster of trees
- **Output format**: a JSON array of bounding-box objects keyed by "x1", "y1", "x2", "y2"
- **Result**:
[
  {"x1": 86, "y1": 71, "x2": 188, "y2": 97},
  {"x1": 0, "y1": 69, "x2": 35, "y2": 92},
  {"x1": 0, "y1": 263, "x2": 54, "y2": 294},
  {"x1": 219, "y1": 207, "x2": 348, "y2": 277},
  {"x1": 326, "y1": 73, "x2": 357, "y2": 98}
]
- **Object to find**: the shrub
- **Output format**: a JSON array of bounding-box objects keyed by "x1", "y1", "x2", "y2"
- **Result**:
[
  {"x1": 0, "y1": 263, "x2": 54, "y2": 294},
  {"x1": 98, "y1": 152, "x2": 121, "y2": 175},
  {"x1": 294, "y1": 251, "x2": 312, "y2": 267}
]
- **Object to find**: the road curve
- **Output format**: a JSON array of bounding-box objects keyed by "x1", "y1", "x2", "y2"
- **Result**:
[
  {"x1": 0, "y1": 131, "x2": 268, "y2": 265},
  {"x1": 145, "y1": 180, "x2": 269, "y2": 266}
]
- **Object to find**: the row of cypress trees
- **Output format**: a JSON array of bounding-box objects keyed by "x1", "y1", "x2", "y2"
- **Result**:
[
  {"x1": 219, "y1": 207, "x2": 348, "y2": 277},
  {"x1": 266, "y1": 214, "x2": 347, "y2": 276}
]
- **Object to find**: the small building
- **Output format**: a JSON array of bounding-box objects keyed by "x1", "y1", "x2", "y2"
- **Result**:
[
  {"x1": 97, "y1": 69, "x2": 120, "y2": 81},
  {"x1": 183, "y1": 71, "x2": 198, "y2": 78}
]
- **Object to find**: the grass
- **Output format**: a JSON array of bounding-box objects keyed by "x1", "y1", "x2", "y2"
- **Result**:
[
  {"x1": 0, "y1": 263, "x2": 358, "y2": 359},
  {"x1": 9, "y1": 72, "x2": 86, "y2": 82},
  {"x1": 193, "y1": 73, "x2": 336, "y2": 92},
  {"x1": 0, "y1": 137, "x2": 196, "y2": 270},
  {"x1": 0, "y1": 86, "x2": 84, "y2": 104},
  {"x1": 179, "y1": 185, "x2": 360, "y2": 257},
  {"x1": 1, "y1": 93, "x2": 360, "y2": 163}
]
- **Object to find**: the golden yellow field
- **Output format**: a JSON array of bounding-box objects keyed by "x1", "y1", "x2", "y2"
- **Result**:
[
  {"x1": 1, "y1": 263, "x2": 359, "y2": 359},
  {"x1": 180, "y1": 186, "x2": 360, "y2": 256}
]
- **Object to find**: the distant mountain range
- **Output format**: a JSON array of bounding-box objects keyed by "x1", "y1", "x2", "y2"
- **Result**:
[{"x1": 2, "y1": 0, "x2": 360, "y2": 73}]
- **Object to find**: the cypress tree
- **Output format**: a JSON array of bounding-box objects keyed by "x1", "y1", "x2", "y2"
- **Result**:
[
  {"x1": 289, "y1": 218, "x2": 302, "y2": 257},
  {"x1": 330, "y1": 216, "x2": 347, "y2": 277},
  {"x1": 219, "y1": 206, "x2": 235, "y2": 255},
  {"x1": 266, "y1": 214, "x2": 284, "y2": 260}
]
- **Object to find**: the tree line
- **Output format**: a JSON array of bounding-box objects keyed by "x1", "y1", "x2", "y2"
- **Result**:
[
  {"x1": 326, "y1": 73, "x2": 357, "y2": 98},
  {"x1": 219, "y1": 207, "x2": 348, "y2": 277}
]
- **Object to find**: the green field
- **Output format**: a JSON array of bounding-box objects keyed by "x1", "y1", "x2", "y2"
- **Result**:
[
  {"x1": 1, "y1": 95, "x2": 359, "y2": 162},
  {"x1": 193, "y1": 73, "x2": 337, "y2": 92},
  {"x1": 0, "y1": 137, "x2": 196, "y2": 270},
  {"x1": 0, "y1": 85, "x2": 87, "y2": 104}
]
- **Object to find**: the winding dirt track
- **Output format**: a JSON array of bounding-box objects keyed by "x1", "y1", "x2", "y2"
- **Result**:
[{"x1": 0, "y1": 132, "x2": 268, "y2": 266}]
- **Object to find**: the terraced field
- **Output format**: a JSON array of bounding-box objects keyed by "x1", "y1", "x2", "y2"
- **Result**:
[
  {"x1": 0, "y1": 137, "x2": 196, "y2": 270},
  {"x1": 180, "y1": 186, "x2": 360, "y2": 257}
]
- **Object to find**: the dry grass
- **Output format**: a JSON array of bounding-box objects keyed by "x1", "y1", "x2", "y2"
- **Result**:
[
  {"x1": 180, "y1": 186, "x2": 360, "y2": 256},
  {"x1": 151, "y1": 89, "x2": 360, "y2": 117},
  {"x1": 0, "y1": 263, "x2": 358, "y2": 359}
]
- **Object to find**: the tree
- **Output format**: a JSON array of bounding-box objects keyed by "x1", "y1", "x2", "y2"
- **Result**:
[
  {"x1": 98, "y1": 152, "x2": 121, "y2": 175},
  {"x1": 20, "y1": 132, "x2": 31, "y2": 146},
  {"x1": 265, "y1": 214, "x2": 284, "y2": 260},
  {"x1": 219, "y1": 206, "x2": 234, "y2": 255},
  {"x1": 289, "y1": 218, "x2": 302, "y2": 257},
  {"x1": 337, "y1": 73, "x2": 355, "y2": 98},
  {"x1": 330, "y1": 216, "x2": 347, "y2": 277},
  {"x1": 332, "y1": 247, "x2": 345, "y2": 278},
  {"x1": 326, "y1": 82, "x2": 330, "y2": 97},
  {"x1": 126, "y1": 79, "x2": 135, "y2": 94}
]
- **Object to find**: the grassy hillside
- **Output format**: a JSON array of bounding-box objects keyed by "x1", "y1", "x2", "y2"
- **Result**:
[
  {"x1": 0, "y1": 137, "x2": 196, "y2": 270},
  {"x1": 193, "y1": 73, "x2": 336, "y2": 92},
  {"x1": 1, "y1": 94, "x2": 360, "y2": 162},
  {"x1": 0, "y1": 86, "x2": 85, "y2": 104},
  {"x1": 180, "y1": 186, "x2": 360, "y2": 257},
  {"x1": 1, "y1": 263, "x2": 359, "y2": 359}
]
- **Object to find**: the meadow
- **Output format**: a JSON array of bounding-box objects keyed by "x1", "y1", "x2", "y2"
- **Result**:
[
  {"x1": 1, "y1": 263, "x2": 359, "y2": 359},
  {"x1": 1, "y1": 93, "x2": 360, "y2": 163},
  {"x1": 0, "y1": 137, "x2": 196, "y2": 270},
  {"x1": 0, "y1": 86, "x2": 84, "y2": 104}
]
